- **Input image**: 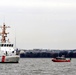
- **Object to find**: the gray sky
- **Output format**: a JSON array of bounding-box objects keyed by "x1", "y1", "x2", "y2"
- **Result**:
[{"x1": 0, "y1": 0, "x2": 76, "y2": 49}]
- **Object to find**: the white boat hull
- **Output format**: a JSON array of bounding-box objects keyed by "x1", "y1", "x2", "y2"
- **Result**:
[{"x1": 0, "y1": 55, "x2": 20, "y2": 63}]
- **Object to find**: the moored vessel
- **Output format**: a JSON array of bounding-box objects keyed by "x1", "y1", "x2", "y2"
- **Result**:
[{"x1": 0, "y1": 23, "x2": 20, "y2": 63}]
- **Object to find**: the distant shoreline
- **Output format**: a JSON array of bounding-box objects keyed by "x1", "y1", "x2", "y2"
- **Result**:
[{"x1": 19, "y1": 49, "x2": 76, "y2": 58}]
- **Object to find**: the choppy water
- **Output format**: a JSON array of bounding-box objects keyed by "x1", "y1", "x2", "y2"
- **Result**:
[{"x1": 0, "y1": 58, "x2": 76, "y2": 75}]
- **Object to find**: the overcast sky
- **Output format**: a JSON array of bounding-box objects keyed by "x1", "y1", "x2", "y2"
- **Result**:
[{"x1": 0, "y1": 0, "x2": 76, "y2": 49}]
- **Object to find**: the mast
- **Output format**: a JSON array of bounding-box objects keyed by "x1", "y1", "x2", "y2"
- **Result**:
[{"x1": 0, "y1": 23, "x2": 10, "y2": 43}]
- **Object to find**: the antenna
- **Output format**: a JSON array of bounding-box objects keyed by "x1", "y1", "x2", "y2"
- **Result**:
[
  {"x1": 4, "y1": 17, "x2": 5, "y2": 23},
  {"x1": 3, "y1": 16, "x2": 5, "y2": 25},
  {"x1": 0, "y1": 23, "x2": 10, "y2": 43},
  {"x1": 15, "y1": 28, "x2": 16, "y2": 48}
]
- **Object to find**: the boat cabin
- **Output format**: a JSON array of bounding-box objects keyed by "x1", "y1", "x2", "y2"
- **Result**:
[{"x1": 55, "y1": 55, "x2": 66, "y2": 60}]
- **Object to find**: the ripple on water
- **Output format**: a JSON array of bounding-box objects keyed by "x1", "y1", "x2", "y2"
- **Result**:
[{"x1": 0, "y1": 58, "x2": 76, "y2": 75}]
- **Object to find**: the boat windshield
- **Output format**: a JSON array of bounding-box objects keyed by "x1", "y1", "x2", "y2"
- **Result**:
[
  {"x1": 0, "y1": 44, "x2": 13, "y2": 47},
  {"x1": 56, "y1": 57, "x2": 66, "y2": 60}
]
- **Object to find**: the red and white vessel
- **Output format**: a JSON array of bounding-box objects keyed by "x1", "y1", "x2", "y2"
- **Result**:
[
  {"x1": 52, "y1": 55, "x2": 71, "y2": 62},
  {"x1": 0, "y1": 23, "x2": 20, "y2": 63}
]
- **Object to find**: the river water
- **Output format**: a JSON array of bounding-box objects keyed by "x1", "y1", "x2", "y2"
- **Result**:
[{"x1": 0, "y1": 58, "x2": 76, "y2": 75}]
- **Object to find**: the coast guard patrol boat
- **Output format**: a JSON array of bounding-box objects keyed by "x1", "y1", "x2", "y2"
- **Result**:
[{"x1": 0, "y1": 23, "x2": 20, "y2": 63}]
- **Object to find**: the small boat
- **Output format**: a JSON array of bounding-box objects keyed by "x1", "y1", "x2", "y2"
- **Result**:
[{"x1": 52, "y1": 55, "x2": 71, "y2": 62}]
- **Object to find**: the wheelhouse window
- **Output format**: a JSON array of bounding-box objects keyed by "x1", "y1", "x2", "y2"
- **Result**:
[{"x1": 0, "y1": 44, "x2": 14, "y2": 47}]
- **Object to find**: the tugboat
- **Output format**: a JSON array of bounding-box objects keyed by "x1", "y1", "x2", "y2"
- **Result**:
[
  {"x1": 52, "y1": 55, "x2": 71, "y2": 62},
  {"x1": 0, "y1": 23, "x2": 20, "y2": 63}
]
